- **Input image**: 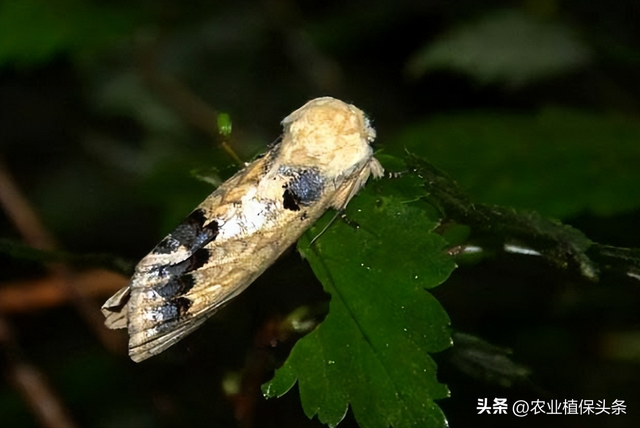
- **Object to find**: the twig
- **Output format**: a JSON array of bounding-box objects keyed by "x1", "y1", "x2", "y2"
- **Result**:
[
  {"x1": 227, "y1": 316, "x2": 283, "y2": 428},
  {"x1": 0, "y1": 160, "x2": 56, "y2": 250},
  {"x1": 135, "y1": 38, "x2": 244, "y2": 167},
  {"x1": 0, "y1": 316, "x2": 79, "y2": 428},
  {"x1": 0, "y1": 268, "x2": 128, "y2": 314},
  {"x1": 0, "y1": 161, "x2": 125, "y2": 352}
]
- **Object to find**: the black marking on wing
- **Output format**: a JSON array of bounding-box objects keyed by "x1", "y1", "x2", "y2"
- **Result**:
[
  {"x1": 154, "y1": 247, "x2": 210, "y2": 297},
  {"x1": 129, "y1": 304, "x2": 214, "y2": 361},
  {"x1": 155, "y1": 274, "x2": 196, "y2": 299},
  {"x1": 153, "y1": 210, "x2": 219, "y2": 254},
  {"x1": 281, "y1": 167, "x2": 325, "y2": 206},
  {"x1": 152, "y1": 297, "x2": 193, "y2": 324},
  {"x1": 172, "y1": 297, "x2": 193, "y2": 316},
  {"x1": 194, "y1": 247, "x2": 211, "y2": 267},
  {"x1": 159, "y1": 259, "x2": 190, "y2": 277},
  {"x1": 282, "y1": 188, "x2": 300, "y2": 211}
]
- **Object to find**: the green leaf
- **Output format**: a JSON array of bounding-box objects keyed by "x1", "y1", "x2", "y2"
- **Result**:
[
  {"x1": 263, "y1": 155, "x2": 455, "y2": 428},
  {"x1": 406, "y1": 9, "x2": 592, "y2": 86},
  {"x1": 394, "y1": 108, "x2": 640, "y2": 219},
  {"x1": 216, "y1": 112, "x2": 233, "y2": 137},
  {"x1": 448, "y1": 332, "x2": 531, "y2": 388}
]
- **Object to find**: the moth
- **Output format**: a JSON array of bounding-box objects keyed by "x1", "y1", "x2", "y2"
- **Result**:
[{"x1": 102, "y1": 97, "x2": 384, "y2": 362}]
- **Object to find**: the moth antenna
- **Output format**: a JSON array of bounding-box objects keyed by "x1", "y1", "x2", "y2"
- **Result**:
[{"x1": 309, "y1": 210, "x2": 343, "y2": 246}]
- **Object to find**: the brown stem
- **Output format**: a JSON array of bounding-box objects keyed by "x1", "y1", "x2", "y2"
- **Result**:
[
  {"x1": 0, "y1": 316, "x2": 79, "y2": 428},
  {"x1": 0, "y1": 161, "x2": 126, "y2": 351}
]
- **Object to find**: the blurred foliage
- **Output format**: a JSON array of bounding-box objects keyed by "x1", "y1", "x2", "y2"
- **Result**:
[
  {"x1": 406, "y1": 9, "x2": 593, "y2": 87},
  {"x1": 0, "y1": 0, "x2": 139, "y2": 68},
  {"x1": 1, "y1": 0, "x2": 640, "y2": 427},
  {"x1": 393, "y1": 108, "x2": 640, "y2": 219}
]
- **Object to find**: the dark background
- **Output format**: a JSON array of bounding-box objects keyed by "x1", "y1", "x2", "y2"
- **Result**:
[{"x1": 1, "y1": 0, "x2": 640, "y2": 427}]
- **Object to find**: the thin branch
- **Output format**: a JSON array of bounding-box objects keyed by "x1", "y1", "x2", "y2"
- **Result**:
[
  {"x1": 0, "y1": 161, "x2": 125, "y2": 352},
  {"x1": 0, "y1": 160, "x2": 56, "y2": 250},
  {"x1": 0, "y1": 316, "x2": 79, "y2": 428},
  {"x1": 0, "y1": 268, "x2": 128, "y2": 314},
  {"x1": 227, "y1": 316, "x2": 283, "y2": 428},
  {"x1": 135, "y1": 38, "x2": 244, "y2": 167}
]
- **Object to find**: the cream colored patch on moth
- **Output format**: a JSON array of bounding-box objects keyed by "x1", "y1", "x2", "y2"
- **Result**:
[{"x1": 102, "y1": 97, "x2": 383, "y2": 362}]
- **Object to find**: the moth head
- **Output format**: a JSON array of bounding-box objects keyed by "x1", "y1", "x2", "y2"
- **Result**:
[{"x1": 280, "y1": 97, "x2": 376, "y2": 178}]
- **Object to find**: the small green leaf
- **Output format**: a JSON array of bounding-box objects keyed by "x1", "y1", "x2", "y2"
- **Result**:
[
  {"x1": 263, "y1": 157, "x2": 455, "y2": 428},
  {"x1": 216, "y1": 112, "x2": 233, "y2": 137}
]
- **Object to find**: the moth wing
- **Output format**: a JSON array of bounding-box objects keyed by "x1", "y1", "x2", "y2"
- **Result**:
[
  {"x1": 102, "y1": 285, "x2": 131, "y2": 329},
  {"x1": 103, "y1": 157, "x2": 274, "y2": 362},
  {"x1": 126, "y1": 228, "x2": 290, "y2": 362},
  {"x1": 126, "y1": 302, "x2": 212, "y2": 362},
  {"x1": 126, "y1": 253, "x2": 259, "y2": 362},
  {"x1": 331, "y1": 157, "x2": 384, "y2": 210}
]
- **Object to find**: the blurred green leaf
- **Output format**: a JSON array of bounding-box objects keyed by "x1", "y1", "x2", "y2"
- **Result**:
[
  {"x1": 406, "y1": 9, "x2": 592, "y2": 86},
  {"x1": 263, "y1": 156, "x2": 454, "y2": 428},
  {"x1": 0, "y1": 0, "x2": 137, "y2": 68},
  {"x1": 449, "y1": 332, "x2": 531, "y2": 388},
  {"x1": 394, "y1": 108, "x2": 640, "y2": 219}
]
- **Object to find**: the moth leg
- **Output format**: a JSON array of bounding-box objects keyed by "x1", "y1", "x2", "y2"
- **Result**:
[
  {"x1": 308, "y1": 210, "x2": 342, "y2": 246},
  {"x1": 339, "y1": 212, "x2": 360, "y2": 230}
]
